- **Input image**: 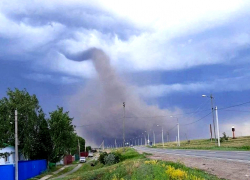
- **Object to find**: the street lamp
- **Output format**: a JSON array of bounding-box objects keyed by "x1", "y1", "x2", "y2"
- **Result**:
[
  {"x1": 145, "y1": 131, "x2": 150, "y2": 145},
  {"x1": 170, "y1": 116, "x2": 180, "y2": 146},
  {"x1": 152, "y1": 129, "x2": 155, "y2": 146},
  {"x1": 142, "y1": 132, "x2": 146, "y2": 146},
  {"x1": 202, "y1": 94, "x2": 216, "y2": 141},
  {"x1": 157, "y1": 125, "x2": 164, "y2": 147}
]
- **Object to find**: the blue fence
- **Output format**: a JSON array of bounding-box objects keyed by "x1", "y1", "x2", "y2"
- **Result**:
[
  {"x1": 0, "y1": 164, "x2": 14, "y2": 180},
  {"x1": 0, "y1": 160, "x2": 47, "y2": 180}
]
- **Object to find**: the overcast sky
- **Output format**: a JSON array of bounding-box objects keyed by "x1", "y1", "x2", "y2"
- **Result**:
[{"x1": 1, "y1": 0, "x2": 250, "y2": 145}]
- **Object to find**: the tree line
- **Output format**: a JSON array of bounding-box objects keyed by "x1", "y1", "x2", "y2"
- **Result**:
[{"x1": 0, "y1": 88, "x2": 85, "y2": 163}]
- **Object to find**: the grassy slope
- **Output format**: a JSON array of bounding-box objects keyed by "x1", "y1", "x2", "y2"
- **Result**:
[
  {"x1": 50, "y1": 165, "x2": 77, "y2": 179},
  {"x1": 61, "y1": 148, "x2": 224, "y2": 180},
  {"x1": 154, "y1": 136, "x2": 250, "y2": 151}
]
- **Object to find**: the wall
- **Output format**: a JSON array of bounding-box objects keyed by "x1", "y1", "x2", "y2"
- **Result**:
[
  {"x1": 0, "y1": 146, "x2": 15, "y2": 165},
  {"x1": 0, "y1": 159, "x2": 47, "y2": 180}
]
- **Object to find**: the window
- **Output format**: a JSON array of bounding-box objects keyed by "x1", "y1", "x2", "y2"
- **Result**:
[{"x1": 5, "y1": 155, "x2": 9, "y2": 163}]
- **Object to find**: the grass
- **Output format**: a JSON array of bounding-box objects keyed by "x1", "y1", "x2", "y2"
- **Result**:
[
  {"x1": 50, "y1": 165, "x2": 77, "y2": 178},
  {"x1": 59, "y1": 148, "x2": 224, "y2": 180},
  {"x1": 154, "y1": 136, "x2": 250, "y2": 151}
]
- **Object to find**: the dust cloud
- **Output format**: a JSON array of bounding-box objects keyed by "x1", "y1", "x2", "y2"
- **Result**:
[{"x1": 68, "y1": 48, "x2": 182, "y2": 147}]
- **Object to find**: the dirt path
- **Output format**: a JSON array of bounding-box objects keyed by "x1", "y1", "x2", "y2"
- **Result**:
[
  {"x1": 50, "y1": 164, "x2": 82, "y2": 180},
  {"x1": 138, "y1": 150, "x2": 250, "y2": 180}
]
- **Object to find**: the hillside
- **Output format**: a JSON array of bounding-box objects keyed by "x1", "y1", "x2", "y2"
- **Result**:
[{"x1": 154, "y1": 136, "x2": 250, "y2": 151}]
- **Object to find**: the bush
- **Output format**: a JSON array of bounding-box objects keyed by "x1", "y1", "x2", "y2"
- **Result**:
[
  {"x1": 104, "y1": 153, "x2": 116, "y2": 165},
  {"x1": 98, "y1": 152, "x2": 108, "y2": 164},
  {"x1": 220, "y1": 132, "x2": 229, "y2": 143},
  {"x1": 99, "y1": 151, "x2": 122, "y2": 165},
  {"x1": 110, "y1": 151, "x2": 122, "y2": 163}
]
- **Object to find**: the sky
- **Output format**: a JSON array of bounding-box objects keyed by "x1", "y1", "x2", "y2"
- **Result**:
[{"x1": 1, "y1": 0, "x2": 250, "y2": 147}]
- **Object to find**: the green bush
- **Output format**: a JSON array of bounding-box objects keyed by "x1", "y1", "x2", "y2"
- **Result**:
[
  {"x1": 98, "y1": 152, "x2": 108, "y2": 164},
  {"x1": 110, "y1": 151, "x2": 122, "y2": 163},
  {"x1": 99, "y1": 151, "x2": 122, "y2": 165},
  {"x1": 104, "y1": 153, "x2": 116, "y2": 165},
  {"x1": 220, "y1": 132, "x2": 229, "y2": 143}
]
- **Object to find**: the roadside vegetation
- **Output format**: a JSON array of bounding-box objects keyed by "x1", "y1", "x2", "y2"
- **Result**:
[
  {"x1": 0, "y1": 88, "x2": 85, "y2": 163},
  {"x1": 29, "y1": 165, "x2": 64, "y2": 180},
  {"x1": 61, "y1": 148, "x2": 223, "y2": 180},
  {"x1": 154, "y1": 135, "x2": 250, "y2": 151}
]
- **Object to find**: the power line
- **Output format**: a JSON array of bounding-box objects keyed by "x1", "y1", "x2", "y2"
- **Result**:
[
  {"x1": 166, "y1": 124, "x2": 177, "y2": 132},
  {"x1": 219, "y1": 101, "x2": 250, "y2": 110},
  {"x1": 220, "y1": 109, "x2": 250, "y2": 113},
  {"x1": 180, "y1": 112, "x2": 212, "y2": 126}
]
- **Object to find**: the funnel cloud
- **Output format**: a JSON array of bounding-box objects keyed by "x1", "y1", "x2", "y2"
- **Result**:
[{"x1": 69, "y1": 48, "x2": 185, "y2": 147}]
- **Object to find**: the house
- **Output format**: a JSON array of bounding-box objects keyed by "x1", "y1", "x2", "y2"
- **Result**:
[
  {"x1": 0, "y1": 146, "x2": 25, "y2": 165},
  {"x1": 0, "y1": 146, "x2": 15, "y2": 165}
]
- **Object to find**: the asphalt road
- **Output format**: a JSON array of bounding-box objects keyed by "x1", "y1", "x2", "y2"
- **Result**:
[{"x1": 134, "y1": 146, "x2": 250, "y2": 163}]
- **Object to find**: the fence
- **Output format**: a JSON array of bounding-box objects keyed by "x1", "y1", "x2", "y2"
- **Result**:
[
  {"x1": 0, "y1": 159, "x2": 47, "y2": 180},
  {"x1": 63, "y1": 155, "x2": 73, "y2": 165}
]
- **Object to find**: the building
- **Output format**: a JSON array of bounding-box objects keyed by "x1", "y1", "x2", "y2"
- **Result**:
[
  {"x1": 0, "y1": 146, "x2": 25, "y2": 165},
  {"x1": 0, "y1": 146, "x2": 15, "y2": 165}
]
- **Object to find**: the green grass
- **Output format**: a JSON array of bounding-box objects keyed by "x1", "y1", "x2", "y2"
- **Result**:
[
  {"x1": 154, "y1": 136, "x2": 250, "y2": 151},
  {"x1": 59, "y1": 148, "x2": 224, "y2": 180},
  {"x1": 50, "y1": 165, "x2": 77, "y2": 178}
]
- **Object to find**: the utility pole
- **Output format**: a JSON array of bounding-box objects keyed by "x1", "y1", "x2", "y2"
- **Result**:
[
  {"x1": 78, "y1": 139, "x2": 80, "y2": 159},
  {"x1": 123, "y1": 102, "x2": 125, "y2": 148},
  {"x1": 141, "y1": 137, "x2": 142, "y2": 146},
  {"x1": 148, "y1": 132, "x2": 149, "y2": 145},
  {"x1": 210, "y1": 94, "x2": 217, "y2": 142},
  {"x1": 170, "y1": 116, "x2": 180, "y2": 146},
  {"x1": 162, "y1": 127, "x2": 164, "y2": 147},
  {"x1": 210, "y1": 124, "x2": 213, "y2": 142},
  {"x1": 115, "y1": 139, "x2": 117, "y2": 149},
  {"x1": 138, "y1": 138, "x2": 139, "y2": 146},
  {"x1": 167, "y1": 132, "x2": 169, "y2": 142},
  {"x1": 215, "y1": 106, "x2": 220, "y2": 147},
  {"x1": 153, "y1": 130, "x2": 155, "y2": 146},
  {"x1": 15, "y1": 109, "x2": 18, "y2": 180},
  {"x1": 177, "y1": 119, "x2": 180, "y2": 146}
]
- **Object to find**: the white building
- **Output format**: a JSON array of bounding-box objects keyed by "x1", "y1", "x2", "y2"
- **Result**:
[{"x1": 0, "y1": 146, "x2": 15, "y2": 165}]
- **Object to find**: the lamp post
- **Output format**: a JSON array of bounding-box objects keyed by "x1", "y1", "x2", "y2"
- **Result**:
[
  {"x1": 153, "y1": 130, "x2": 155, "y2": 146},
  {"x1": 202, "y1": 94, "x2": 216, "y2": 141},
  {"x1": 145, "y1": 131, "x2": 149, "y2": 145},
  {"x1": 142, "y1": 133, "x2": 146, "y2": 146},
  {"x1": 123, "y1": 102, "x2": 125, "y2": 148},
  {"x1": 170, "y1": 116, "x2": 180, "y2": 146},
  {"x1": 157, "y1": 125, "x2": 164, "y2": 147}
]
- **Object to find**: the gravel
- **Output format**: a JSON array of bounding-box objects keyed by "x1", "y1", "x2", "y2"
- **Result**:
[{"x1": 138, "y1": 150, "x2": 250, "y2": 180}]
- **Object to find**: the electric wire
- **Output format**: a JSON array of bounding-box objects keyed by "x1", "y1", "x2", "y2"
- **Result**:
[
  {"x1": 180, "y1": 112, "x2": 212, "y2": 126},
  {"x1": 218, "y1": 101, "x2": 250, "y2": 110}
]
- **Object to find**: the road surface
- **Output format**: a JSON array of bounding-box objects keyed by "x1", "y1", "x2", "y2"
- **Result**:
[{"x1": 134, "y1": 146, "x2": 250, "y2": 163}]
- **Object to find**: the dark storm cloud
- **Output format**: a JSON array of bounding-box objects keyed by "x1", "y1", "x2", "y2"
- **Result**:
[{"x1": 1, "y1": 2, "x2": 141, "y2": 41}]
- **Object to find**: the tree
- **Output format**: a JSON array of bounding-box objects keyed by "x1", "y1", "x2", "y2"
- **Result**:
[
  {"x1": 0, "y1": 88, "x2": 48, "y2": 159},
  {"x1": 86, "y1": 146, "x2": 92, "y2": 152},
  {"x1": 48, "y1": 107, "x2": 75, "y2": 163},
  {"x1": 79, "y1": 137, "x2": 85, "y2": 152},
  {"x1": 67, "y1": 135, "x2": 85, "y2": 155}
]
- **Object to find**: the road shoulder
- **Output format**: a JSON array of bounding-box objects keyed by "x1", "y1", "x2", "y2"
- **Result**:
[{"x1": 137, "y1": 150, "x2": 250, "y2": 180}]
